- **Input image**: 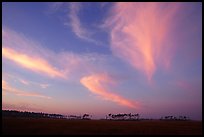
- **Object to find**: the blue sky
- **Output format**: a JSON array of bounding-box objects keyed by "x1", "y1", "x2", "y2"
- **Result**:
[{"x1": 2, "y1": 2, "x2": 202, "y2": 120}]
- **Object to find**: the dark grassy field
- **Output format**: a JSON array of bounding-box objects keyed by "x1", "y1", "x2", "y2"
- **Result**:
[{"x1": 2, "y1": 117, "x2": 202, "y2": 135}]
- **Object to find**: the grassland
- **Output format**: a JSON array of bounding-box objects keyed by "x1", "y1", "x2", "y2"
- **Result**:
[{"x1": 2, "y1": 117, "x2": 202, "y2": 135}]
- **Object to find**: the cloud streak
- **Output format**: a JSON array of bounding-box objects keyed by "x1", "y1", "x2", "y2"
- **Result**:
[
  {"x1": 2, "y1": 28, "x2": 110, "y2": 80},
  {"x1": 19, "y1": 78, "x2": 50, "y2": 89},
  {"x1": 2, "y1": 47, "x2": 65, "y2": 79},
  {"x1": 105, "y1": 2, "x2": 180, "y2": 81},
  {"x1": 2, "y1": 80, "x2": 51, "y2": 99},
  {"x1": 80, "y1": 73, "x2": 137, "y2": 108},
  {"x1": 69, "y1": 2, "x2": 88, "y2": 40},
  {"x1": 3, "y1": 72, "x2": 51, "y2": 90},
  {"x1": 2, "y1": 28, "x2": 85, "y2": 80},
  {"x1": 19, "y1": 79, "x2": 30, "y2": 85},
  {"x1": 2, "y1": 27, "x2": 138, "y2": 109},
  {"x1": 68, "y1": 2, "x2": 104, "y2": 46}
]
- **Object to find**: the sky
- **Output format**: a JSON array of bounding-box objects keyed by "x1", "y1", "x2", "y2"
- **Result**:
[{"x1": 2, "y1": 2, "x2": 202, "y2": 120}]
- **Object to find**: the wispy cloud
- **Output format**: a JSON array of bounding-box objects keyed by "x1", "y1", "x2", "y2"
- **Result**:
[
  {"x1": 3, "y1": 27, "x2": 136, "y2": 107},
  {"x1": 47, "y1": 2, "x2": 106, "y2": 46},
  {"x1": 69, "y1": 3, "x2": 89, "y2": 40},
  {"x1": 66, "y1": 2, "x2": 104, "y2": 46},
  {"x1": 105, "y1": 2, "x2": 180, "y2": 81},
  {"x1": 19, "y1": 78, "x2": 50, "y2": 89},
  {"x1": 3, "y1": 72, "x2": 51, "y2": 89},
  {"x1": 80, "y1": 73, "x2": 137, "y2": 108},
  {"x1": 2, "y1": 28, "x2": 80, "y2": 79},
  {"x1": 2, "y1": 80, "x2": 51, "y2": 99},
  {"x1": 40, "y1": 84, "x2": 50, "y2": 89},
  {"x1": 3, "y1": 47, "x2": 65, "y2": 79},
  {"x1": 2, "y1": 27, "x2": 114, "y2": 82},
  {"x1": 19, "y1": 79, "x2": 30, "y2": 85}
]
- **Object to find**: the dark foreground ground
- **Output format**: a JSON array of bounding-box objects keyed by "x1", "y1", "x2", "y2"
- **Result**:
[{"x1": 2, "y1": 117, "x2": 202, "y2": 135}]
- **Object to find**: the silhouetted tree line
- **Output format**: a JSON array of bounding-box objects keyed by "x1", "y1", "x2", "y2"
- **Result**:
[
  {"x1": 2, "y1": 110, "x2": 92, "y2": 120},
  {"x1": 2, "y1": 110, "x2": 191, "y2": 121},
  {"x1": 65, "y1": 114, "x2": 92, "y2": 120},
  {"x1": 160, "y1": 115, "x2": 190, "y2": 121},
  {"x1": 2, "y1": 110, "x2": 65, "y2": 119},
  {"x1": 106, "y1": 113, "x2": 140, "y2": 120}
]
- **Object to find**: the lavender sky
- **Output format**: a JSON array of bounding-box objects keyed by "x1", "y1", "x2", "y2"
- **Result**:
[{"x1": 2, "y1": 2, "x2": 202, "y2": 120}]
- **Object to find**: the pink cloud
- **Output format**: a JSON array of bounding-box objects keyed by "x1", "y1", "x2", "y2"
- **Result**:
[
  {"x1": 2, "y1": 47, "x2": 65, "y2": 79},
  {"x1": 2, "y1": 28, "x2": 85, "y2": 79},
  {"x1": 19, "y1": 79, "x2": 30, "y2": 85},
  {"x1": 2, "y1": 80, "x2": 51, "y2": 99},
  {"x1": 105, "y1": 2, "x2": 180, "y2": 81},
  {"x1": 80, "y1": 73, "x2": 137, "y2": 108},
  {"x1": 2, "y1": 28, "x2": 109, "y2": 80}
]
